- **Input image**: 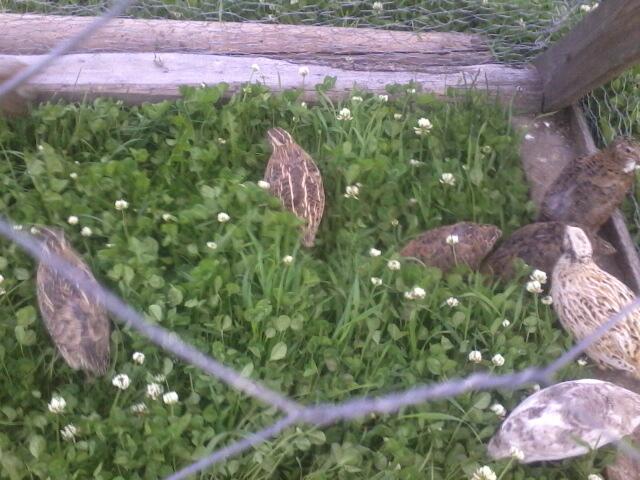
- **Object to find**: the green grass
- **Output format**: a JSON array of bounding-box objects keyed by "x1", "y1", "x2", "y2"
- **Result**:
[{"x1": 0, "y1": 84, "x2": 608, "y2": 479}]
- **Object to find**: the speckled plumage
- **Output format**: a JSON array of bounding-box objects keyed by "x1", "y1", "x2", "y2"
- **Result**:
[
  {"x1": 401, "y1": 222, "x2": 501, "y2": 272},
  {"x1": 264, "y1": 127, "x2": 325, "y2": 247},
  {"x1": 552, "y1": 226, "x2": 640, "y2": 376},
  {"x1": 482, "y1": 222, "x2": 616, "y2": 281},
  {"x1": 36, "y1": 227, "x2": 110, "y2": 376},
  {"x1": 538, "y1": 137, "x2": 640, "y2": 231},
  {"x1": 488, "y1": 379, "x2": 640, "y2": 463}
]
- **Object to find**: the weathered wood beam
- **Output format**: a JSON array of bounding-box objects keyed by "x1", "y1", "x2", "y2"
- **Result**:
[
  {"x1": 0, "y1": 13, "x2": 493, "y2": 71},
  {"x1": 0, "y1": 53, "x2": 542, "y2": 112},
  {"x1": 534, "y1": 0, "x2": 640, "y2": 112}
]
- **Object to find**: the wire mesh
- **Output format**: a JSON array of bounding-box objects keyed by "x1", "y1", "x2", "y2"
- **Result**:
[
  {"x1": 1, "y1": 0, "x2": 591, "y2": 63},
  {"x1": 1, "y1": 0, "x2": 640, "y2": 478}
]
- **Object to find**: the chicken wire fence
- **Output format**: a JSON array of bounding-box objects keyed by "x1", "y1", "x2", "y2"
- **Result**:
[
  {"x1": 2, "y1": 0, "x2": 640, "y2": 478},
  {"x1": 2, "y1": 0, "x2": 594, "y2": 63}
]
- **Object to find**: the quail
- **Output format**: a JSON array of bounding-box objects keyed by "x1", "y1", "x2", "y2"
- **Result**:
[
  {"x1": 538, "y1": 136, "x2": 640, "y2": 231},
  {"x1": 264, "y1": 127, "x2": 325, "y2": 247},
  {"x1": 551, "y1": 225, "x2": 640, "y2": 377},
  {"x1": 36, "y1": 227, "x2": 110, "y2": 376},
  {"x1": 400, "y1": 222, "x2": 501, "y2": 273},
  {"x1": 488, "y1": 379, "x2": 640, "y2": 463}
]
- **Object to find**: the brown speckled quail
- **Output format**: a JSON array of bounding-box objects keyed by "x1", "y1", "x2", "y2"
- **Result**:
[
  {"x1": 488, "y1": 379, "x2": 640, "y2": 463},
  {"x1": 264, "y1": 127, "x2": 325, "y2": 247},
  {"x1": 36, "y1": 227, "x2": 110, "y2": 376},
  {"x1": 481, "y1": 221, "x2": 616, "y2": 281},
  {"x1": 0, "y1": 60, "x2": 30, "y2": 117},
  {"x1": 538, "y1": 136, "x2": 640, "y2": 231},
  {"x1": 551, "y1": 225, "x2": 640, "y2": 378},
  {"x1": 400, "y1": 222, "x2": 502, "y2": 272}
]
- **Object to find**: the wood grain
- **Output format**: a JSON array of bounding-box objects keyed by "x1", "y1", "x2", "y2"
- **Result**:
[
  {"x1": 0, "y1": 13, "x2": 493, "y2": 71},
  {"x1": 534, "y1": 0, "x2": 640, "y2": 112},
  {"x1": 0, "y1": 52, "x2": 542, "y2": 111}
]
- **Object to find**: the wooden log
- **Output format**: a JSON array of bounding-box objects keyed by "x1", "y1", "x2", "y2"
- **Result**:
[
  {"x1": 0, "y1": 53, "x2": 542, "y2": 112},
  {"x1": 534, "y1": 0, "x2": 640, "y2": 112},
  {"x1": 0, "y1": 13, "x2": 493, "y2": 71}
]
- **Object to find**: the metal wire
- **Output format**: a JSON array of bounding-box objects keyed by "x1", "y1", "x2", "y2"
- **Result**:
[
  {"x1": 0, "y1": 1, "x2": 637, "y2": 477},
  {"x1": 1, "y1": 212, "x2": 639, "y2": 479}
]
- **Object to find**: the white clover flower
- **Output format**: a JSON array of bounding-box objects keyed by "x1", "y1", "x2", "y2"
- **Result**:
[
  {"x1": 30, "y1": 227, "x2": 39, "y2": 235},
  {"x1": 351, "y1": 96, "x2": 363, "y2": 103},
  {"x1": 577, "y1": 358, "x2": 588, "y2": 367},
  {"x1": 408, "y1": 198, "x2": 418, "y2": 205},
  {"x1": 115, "y1": 199, "x2": 129, "y2": 211},
  {"x1": 131, "y1": 402, "x2": 148, "y2": 414},
  {"x1": 387, "y1": 260, "x2": 401, "y2": 271},
  {"x1": 580, "y1": 3, "x2": 598, "y2": 12},
  {"x1": 369, "y1": 248, "x2": 381, "y2": 257},
  {"x1": 217, "y1": 137, "x2": 227, "y2": 144},
  {"x1": 206, "y1": 241, "x2": 218, "y2": 250},
  {"x1": 372, "y1": 1, "x2": 383, "y2": 13},
  {"x1": 510, "y1": 446, "x2": 525, "y2": 461},
  {"x1": 298, "y1": 66, "x2": 309, "y2": 77},
  {"x1": 370, "y1": 277, "x2": 382, "y2": 286},
  {"x1": 112, "y1": 373, "x2": 131, "y2": 390},
  {"x1": 336, "y1": 107, "x2": 353, "y2": 121},
  {"x1": 492, "y1": 353, "x2": 505, "y2": 367},
  {"x1": 300, "y1": 102, "x2": 307, "y2": 109},
  {"x1": 445, "y1": 234, "x2": 459, "y2": 246},
  {"x1": 414, "y1": 117, "x2": 433, "y2": 136},
  {"x1": 468, "y1": 350, "x2": 482, "y2": 363},
  {"x1": 378, "y1": 94, "x2": 388, "y2": 102},
  {"x1": 531, "y1": 384, "x2": 541, "y2": 392},
  {"x1": 0, "y1": 274, "x2": 4, "y2": 284},
  {"x1": 162, "y1": 213, "x2": 176, "y2": 222},
  {"x1": 541, "y1": 295, "x2": 553, "y2": 305},
  {"x1": 60, "y1": 424, "x2": 78, "y2": 441},
  {"x1": 439, "y1": 172, "x2": 456, "y2": 186},
  {"x1": 163, "y1": 391, "x2": 179, "y2": 405},
  {"x1": 257, "y1": 180, "x2": 271, "y2": 189},
  {"x1": 394, "y1": 113, "x2": 402, "y2": 120},
  {"x1": 526, "y1": 280, "x2": 543, "y2": 294},
  {"x1": 12, "y1": 224, "x2": 23, "y2": 231},
  {"x1": 217, "y1": 212, "x2": 231, "y2": 223},
  {"x1": 0, "y1": 287, "x2": 6, "y2": 296},
  {"x1": 132, "y1": 352, "x2": 145, "y2": 365},
  {"x1": 490, "y1": 403, "x2": 507, "y2": 417},
  {"x1": 407, "y1": 88, "x2": 416, "y2": 94},
  {"x1": 530, "y1": 269, "x2": 547, "y2": 284},
  {"x1": 408, "y1": 158, "x2": 423, "y2": 167},
  {"x1": 502, "y1": 319, "x2": 511, "y2": 327},
  {"x1": 446, "y1": 297, "x2": 459, "y2": 307},
  {"x1": 344, "y1": 184, "x2": 360, "y2": 199},
  {"x1": 69, "y1": 172, "x2": 78, "y2": 180},
  {"x1": 67, "y1": 215, "x2": 79, "y2": 225},
  {"x1": 37, "y1": 144, "x2": 44, "y2": 151},
  {"x1": 471, "y1": 465, "x2": 497, "y2": 480},
  {"x1": 80, "y1": 226, "x2": 92, "y2": 237},
  {"x1": 146, "y1": 382, "x2": 164, "y2": 400},
  {"x1": 105, "y1": 243, "x2": 114, "y2": 248},
  {"x1": 404, "y1": 286, "x2": 426, "y2": 300},
  {"x1": 390, "y1": 218, "x2": 399, "y2": 227},
  {"x1": 251, "y1": 63, "x2": 260, "y2": 73},
  {"x1": 282, "y1": 255, "x2": 294, "y2": 265},
  {"x1": 48, "y1": 395, "x2": 66, "y2": 414},
  {"x1": 587, "y1": 475, "x2": 603, "y2": 480}
]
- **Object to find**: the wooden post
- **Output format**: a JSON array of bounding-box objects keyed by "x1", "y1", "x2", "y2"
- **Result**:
[{"x1": 534, "y1": 0, "x2": 640, "y2": 112}]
